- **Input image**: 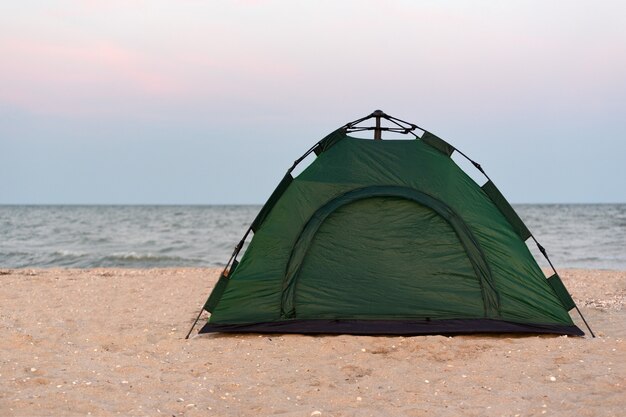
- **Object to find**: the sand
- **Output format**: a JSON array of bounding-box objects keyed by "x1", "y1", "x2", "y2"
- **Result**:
[{"x1": 0, "y1": 268, "x2": 624, "y2": 417}]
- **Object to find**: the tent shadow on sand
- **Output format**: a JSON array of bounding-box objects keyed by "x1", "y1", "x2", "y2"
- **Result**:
[{"x1": 187, "y1": 111, "x2": 593, "y2": 339}]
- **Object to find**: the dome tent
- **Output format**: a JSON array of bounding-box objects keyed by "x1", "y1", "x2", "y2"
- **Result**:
[{"x1": 187, "y1": 111, "x2": 591, "y2": 337}]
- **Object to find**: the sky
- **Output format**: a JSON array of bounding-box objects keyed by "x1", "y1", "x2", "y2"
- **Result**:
[{"x1": 1, "y1": 0, "x2": 625, "y2": 204}]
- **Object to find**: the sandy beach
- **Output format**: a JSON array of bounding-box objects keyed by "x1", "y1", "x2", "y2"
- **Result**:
[{"x1": 0, "y1": 268, "x2": 624, "y2": 416}]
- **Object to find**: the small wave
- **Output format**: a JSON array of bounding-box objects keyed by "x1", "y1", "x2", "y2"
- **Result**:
[
  {"x1": 79, "y1": 237, "x2": 111, "y2": 244},
  {"x1": 0, "y1": 251, "x2": 31, "y2": 256},
  {"x1": 52, "y1": 250, "x2": 88, "y2": 257},
  {"x1": 92, "y1": 252, "x2": 208, "y2": 268},
  {"x1": 105, "y1": 252, "x2": 187, "y2": 262},
  {"x1": 567, "y1": 255, "x2": 626, "y2": 263},
  {"x1": 572, "y1": 256, "x2": 603, "y2": 262}
]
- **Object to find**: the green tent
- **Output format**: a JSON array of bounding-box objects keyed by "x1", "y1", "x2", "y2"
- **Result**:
[{"x1": 190, "y1": 111, "x2": 590, "y2": 337}]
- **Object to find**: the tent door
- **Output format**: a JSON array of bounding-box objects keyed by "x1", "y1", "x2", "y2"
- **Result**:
[{"x1": 280, "y1": 186, "x2": 499, "y2": 320}]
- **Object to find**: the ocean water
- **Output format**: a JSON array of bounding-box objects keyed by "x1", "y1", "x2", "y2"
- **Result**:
[
  {"x1": 0, "y1": 205, "x2": 259, "y2": 268},
  {"x1": 0, "y1": 204, "x2": 625, "y2": 270}
]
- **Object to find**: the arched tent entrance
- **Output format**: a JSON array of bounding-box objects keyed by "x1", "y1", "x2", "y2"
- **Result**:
[{"x1": 282, "y1": 186, "x2": 498, "y2": 320}]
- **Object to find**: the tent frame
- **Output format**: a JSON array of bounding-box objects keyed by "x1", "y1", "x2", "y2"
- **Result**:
[{"x1": 185, "y1": 110, "x2": 594, "y2": 338}]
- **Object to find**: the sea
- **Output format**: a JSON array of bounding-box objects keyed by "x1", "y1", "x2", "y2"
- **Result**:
[{"x1": 0, "y1": 204, "x2": 625, "y2": 270}]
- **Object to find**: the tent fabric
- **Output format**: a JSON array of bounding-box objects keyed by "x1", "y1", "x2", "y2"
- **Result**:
[
  {"x1": 251, "y1": 173, "x2": 293, "y2": 232},
  {"x1": 420, "y1": 131, "x2": 455, "y2": 156},
  {"x1": 481, "y1": 180, "x2": 532, "y2": 240},
  {"x1": 200, "y1": 319, "x2": 581, "y2": 336},
  {"x1": 199, "y1": 128, "x2": 583, "y2": 336},
  {"x1": 547, "y1": 274, "x2": 577, "y2": 311}
]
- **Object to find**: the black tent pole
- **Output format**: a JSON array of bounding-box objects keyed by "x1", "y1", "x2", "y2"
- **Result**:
[
  {"x1": 184, "y1": 136, "x2": 328, "y2": 339},
  {"x1": 574, "y1": 305, "x2": 595, "y2": 338},
  {"x1": 184, "y1": 229, "x2": 250, "y2": 339},
  {"x1": 373, "y1": 110, "x2": 383, "y2": 140},
  {"x1": 454, "y1": 146, "x2": 595, "y2": 338},
  {"x1": 185, "y1": 308, "x2": 205, "y2": 339},
  {"x1": 184, "y1": 261, "x2": 232, "y2": 339},
  {"x1": 534, "y1": 238, "x2": 596, "y2": 338}
]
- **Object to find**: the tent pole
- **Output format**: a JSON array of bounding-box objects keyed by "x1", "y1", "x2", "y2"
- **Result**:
[
  {"x1": 185, "y1": 138, "x2": 326, "y2": 339},
  {"x1": 533, "y1": 237, "x2": 595, "y2": 338},
  {"x1": 185, "y1": 308, "x2": 205, "y2": 339},
  {"x1": 453, "y1": 147, "x2": 594, "y2": 338},
  {"x1": 574, "y1": 305, "x2": 595, "y2": 338},
  {"x1": 455, "y1": 147, "x2": 595, "y2": 338},
  {"x1": 184, "y1": 236, "x2": 246, "y2": 339},
  {"x1": 373, "y1": 110, "x2": 382, "y2": 140}
]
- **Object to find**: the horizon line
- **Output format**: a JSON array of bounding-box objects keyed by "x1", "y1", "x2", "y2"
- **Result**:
[{"x1": 1, "y1": 202, "x2": 625, "y2": 207}]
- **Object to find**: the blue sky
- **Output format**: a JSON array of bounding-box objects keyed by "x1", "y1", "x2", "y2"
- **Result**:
[{"x1": 1, "y1": 1, "x2": 625, "y2": 204}]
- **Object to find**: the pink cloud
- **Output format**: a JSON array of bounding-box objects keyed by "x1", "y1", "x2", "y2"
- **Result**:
[
  {"x1": 0, "y1": 32, "x2": 306, "y2": 118},
  {"x1": 0, "y1": 37, "x2": 183, "y2": 115}
]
